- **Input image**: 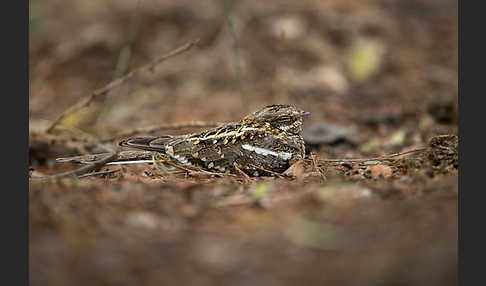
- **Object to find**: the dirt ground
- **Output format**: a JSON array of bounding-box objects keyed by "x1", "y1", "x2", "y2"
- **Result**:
[{"x1": 29, "y1": 0, "x2": 458, "y2": 285}]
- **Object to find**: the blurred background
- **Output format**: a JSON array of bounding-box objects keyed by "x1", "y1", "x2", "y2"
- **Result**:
[
  {"x1": 29, "y1": 0, "x2": 458, "y2": 285},
  {"x1": 30, "y1": 0, "x2": 457, "y2": 151}
]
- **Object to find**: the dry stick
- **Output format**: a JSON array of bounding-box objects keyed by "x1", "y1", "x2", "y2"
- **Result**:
[
  {"x1": 51, "y1": 125, "x2": 117, "y2": 153},
  {"x1": 315, "y1": 147, "x2": 427, "y2": 164},
  {"x1": 233, "y1": 163, "x2": 251, "y2": 181},
  {"x1": 189, "y1": 170, "x2": 236, "y2": 178},
  {"x1": 247, "y1": 163, "x2": 284, "y2": 178},
  {"x1": 310, "y1": 153, "x2": 326, "y2": 180},
  {"x1": 46, "y1": 39, "x2": 201, "y2": 133},
  {"x1": 161, "y1": 159, "x2": 231, "y2": 178},
  {"x1": 31, "y1": 152, "x2": 119, "y2": 181},
  {"x1": 103, "y1": 121, "x2": 224, "y2": 142},
  {"x1": 77, "y1": 168, "x2": 121, "y2": 179},
  {"x1": 158, "y1": 158, "x2": 212, "y2": 176},
  {"x1": 148, "y1": 157, "x2": 193, "y2": 174},
  {"x1": 56, "y1": 150, "x2": 153, "y2": 164}
]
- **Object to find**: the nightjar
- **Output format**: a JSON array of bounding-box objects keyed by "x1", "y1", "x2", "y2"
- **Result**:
[{"x1": 120, "y1": 104, "x2": 310, "y2": 176}]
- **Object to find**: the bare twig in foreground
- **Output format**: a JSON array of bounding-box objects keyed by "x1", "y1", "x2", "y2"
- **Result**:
[
  {"x1": 46, "y1": 39, "x2": 200, "y2": 133},
  {"x1": 233, "y1": 163, "x2": 251, "y2": 182},
  {"x1": 56, "y1": 150, "x2": 153, "y2": 164},
  {"x1": 314, "y1": 147, "x2": 427, "y2": 163},
  {"x1": 77, "y1": 168, "x2": 121, "y2": 179},
  {"x1": 31, "y1": 152, "x2": 119, "y2": 181},
  {"x1": 248, "y1": 163, "x2": 284, "y2": 178}
]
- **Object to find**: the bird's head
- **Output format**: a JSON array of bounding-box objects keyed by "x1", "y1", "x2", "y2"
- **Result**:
[{"x1": 242, "y1": 104, "x2": 310, "y2": 134}]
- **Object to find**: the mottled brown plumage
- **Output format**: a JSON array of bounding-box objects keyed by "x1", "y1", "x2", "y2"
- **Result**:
[{"x1": 120, "y1": 104, "x2": 310, "y2": 176}]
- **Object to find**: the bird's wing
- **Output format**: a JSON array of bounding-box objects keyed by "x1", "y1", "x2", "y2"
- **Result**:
[{"x1": 119, "y1": 135, "x2": 173, "y2": 152}]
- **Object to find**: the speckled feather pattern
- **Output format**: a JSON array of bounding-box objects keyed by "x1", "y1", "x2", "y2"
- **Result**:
[{"x1": 120, "y1": 104, "x2": 309, "y2": 176}]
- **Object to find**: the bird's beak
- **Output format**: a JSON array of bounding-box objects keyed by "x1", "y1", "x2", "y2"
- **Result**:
[{"x1": 302, "y1": 111, "x2": 311, "y2": 117}]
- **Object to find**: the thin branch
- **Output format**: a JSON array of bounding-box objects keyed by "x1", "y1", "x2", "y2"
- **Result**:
[
  {"x1": 247, "y1": 163, "x2": 284, "y2": 178},
  {"x1": 46, "y1": 39, "x2": 201, "y2": 133},
  {"x1": 149, "y1": 158, "x2": 230, "y2": 177},
  {"x1": 103, "y1": 121, "x2": 223, "y2": 142},
  {"x1": 381, "y1": 147, "x2": 428, "y2": 158},
  {"x1": 313, "y1": 147, "x2": 427, "y2": 164},
  {"x1": 233, "y1": 162, "x2": 251, "y2": 182},
  {"x1": 77, "y1": 168, "x2": 121, "y2": 179},
  {"x1": 56, "y1": 150, "x2": 153, "y2": 164},
  {"x1": 31, "y1": 152, "x2": 119, "y2": 181}
]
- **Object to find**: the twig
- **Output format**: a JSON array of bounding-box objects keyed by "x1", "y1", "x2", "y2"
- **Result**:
[
  {"x1": 46, "y1": 39, "x2": 201, "y2": 133},
  {"x1": 189, "y1": 170, "x2": 236, "y2": 178},
  {"x1": 233, "y1": 162, "x2": 251, "y2": 182},
  {"x1": 160, "y1": 159, "x2": 230, "y2": 177},
  {"x1": 383, "y1": 147, "x2": 428, "y2": 158},
  {"x1": 102, "y1": 121, "x2": 223, "y2": 142},
  {"x1": 56, "y1": 150, "x2": 153, "y2": 164},
  {"x1": 44, "y1": 125, "x2": 116, "y2": 153},
  {"x1": 31, "y1": 152, "x2": 119, "y2": 181},
  {"x1": 247, "y1": 163, "x2": 284, "y2": 178},
  {"x1": 162, "y1": 159, "x2": 198, "y2": 174},
  {"x1": 77, "y1": 168, "x2": 121, "y2": 179},
  {"x1": 314, "y1": 147, "x2": 427, "y2": 164},
  {"x1": 310, "y1": 153, "x2": 326, "y2": 180}
]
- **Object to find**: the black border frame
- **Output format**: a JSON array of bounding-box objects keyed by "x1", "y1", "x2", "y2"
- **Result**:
[
  {"x1": 4, "y1": 0, "x2": 29, "y2": 285},
  {"x1": 459, "y1": 0, "x2": 482, "y2": 285}
]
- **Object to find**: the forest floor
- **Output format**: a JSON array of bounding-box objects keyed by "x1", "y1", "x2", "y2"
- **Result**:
[{"x1": 29, "y1": 0, "x2": 458, "y2": 285}]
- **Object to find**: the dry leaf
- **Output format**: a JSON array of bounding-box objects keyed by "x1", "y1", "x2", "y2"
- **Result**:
[
  {"x1": 369, "y1": 165, "x2": 392, "y2": 179},
  {"x1": 283, "y1": 160, "x2": 306, "y2": 180}
]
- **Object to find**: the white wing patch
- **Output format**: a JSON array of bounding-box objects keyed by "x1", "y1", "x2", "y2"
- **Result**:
[
  {"x1": 173, "y1": 154, "x2": 192, "y2": 166},
  {"x1": 241, "y1": 144, "x2": 292, "y2": 160},
  {"x1": 165, "y1": 146, "x2": 194, "y2": 167},
  {"x1": 215, "y1": 166, "x2": 226, "y2": 172}
]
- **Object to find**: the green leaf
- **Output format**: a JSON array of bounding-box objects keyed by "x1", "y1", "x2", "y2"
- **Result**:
[
  {"x1": 389, "y1": 130, "x2": 406, "y2": 146},
  {"x1": 347, "y1": 41, "x2": 383, "y2": 82},
  {"x1": 252, "y1": 182, "x2": 269, "y2": 200},
  {"x1": 363, "y1": 160, "x2": 379, "y2": 165}
]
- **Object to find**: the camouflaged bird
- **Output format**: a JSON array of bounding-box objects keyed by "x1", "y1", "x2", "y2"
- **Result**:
[
  {"x1": 57, "y1": 104, "x2": 310, "y2": 176},
  {"x1": 119, "y1": 104, "x2": 310, "y2": 176}
]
